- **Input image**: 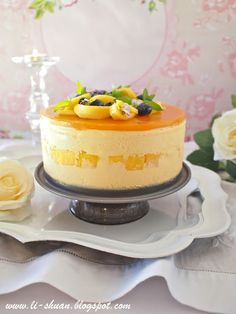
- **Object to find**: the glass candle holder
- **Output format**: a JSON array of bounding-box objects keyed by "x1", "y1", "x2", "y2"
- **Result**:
[{"x1": 12, "y1": 50, "x2": 59, "y2": 145}]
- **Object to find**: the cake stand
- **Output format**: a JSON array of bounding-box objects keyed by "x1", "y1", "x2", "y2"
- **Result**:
[{"x1": 35, "y1": 162, "x2": 191, "y2": 225}]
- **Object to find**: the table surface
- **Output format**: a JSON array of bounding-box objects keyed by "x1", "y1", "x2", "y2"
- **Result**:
[{"x1": 0, "y1": 139, "x2": 211, "y2": 314}]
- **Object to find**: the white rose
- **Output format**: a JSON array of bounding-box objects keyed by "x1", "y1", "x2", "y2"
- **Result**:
[
  {"x1": 0, "y1": 159, "x2": 34, "y2": 221},
  {"x1": 212, "y1": 109, "x2": 236, "y2": 161}
]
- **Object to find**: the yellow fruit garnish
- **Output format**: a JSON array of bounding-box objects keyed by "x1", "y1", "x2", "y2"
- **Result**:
[
  {"x1": 110, "y1": 100, "x2": 138, "y2": 120},
  {"x1": 89, "y1": 94, "x2": 115, "y2": 104},
  {"x1": 116, "y1": 87, "x2": 137, "y2": 99},
  {"x1": 74, "y1": 104, "x2": 110, "y2": 119},
  {"x1": 68, "y1": 93, "x2": 91, "y2": 108}
]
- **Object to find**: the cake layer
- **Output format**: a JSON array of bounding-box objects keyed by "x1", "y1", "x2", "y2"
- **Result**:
[{"x1": 41, "y1": 113, "x2": 186, "y2": 189}]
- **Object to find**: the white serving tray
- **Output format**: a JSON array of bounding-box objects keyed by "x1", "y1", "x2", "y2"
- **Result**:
[{"x1": 0, "y1": 144, "x2": 231, "y2": 259}]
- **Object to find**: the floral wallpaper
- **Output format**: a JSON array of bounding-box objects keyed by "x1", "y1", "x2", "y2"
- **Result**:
[{"x1": 0, "y1": 0, "x2": 235, "y2": 139}]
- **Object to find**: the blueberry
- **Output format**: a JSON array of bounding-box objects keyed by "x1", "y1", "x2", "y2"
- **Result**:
[
  {"x1": 79, "y1": 98, "x2": 89, "y2": 105},
  {"x1": 90, "y1": 99, "x2": 104, "y2": 106},
  {"x1": 106, "y1": 102, "x2": 114, "y2": 106},
  {"x1": 137, "y1": 103, "x2": 152, "y2": 116},
  {"x1": 137, "y1": 94, "x2": 143, "y2": 100},
  {"x1": 91, "y1": 90, "x2": 107, "y2": 96}
]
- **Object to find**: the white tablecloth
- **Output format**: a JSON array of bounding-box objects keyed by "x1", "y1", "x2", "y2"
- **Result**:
[
  {"x1": 0, "y1": 139, "x2": 234, "y2": 314},
  {"x1": 0, "y1": 279, "x2": 210, "y2": 314}
]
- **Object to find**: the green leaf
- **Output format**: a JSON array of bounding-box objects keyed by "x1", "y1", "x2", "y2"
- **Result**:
[
  {"x1": 142, "y1": 88, "x2": 148, "y2": 100},
  {"x1": 32, "y1": 0, "x2": 45, "y2": 4},
  {"x1": 54, "y1": 100, "x2": 70, "y2": 111},
  {"x1": 35, "y1": 8, "x2": 45, "y2": 19},
  {"x1": 218, "y1": 161, "x2": 226, "y2": 171},
  {"x1": 30, "y1": 0, "x2": 45, "y2": 6},
  {"x1": 142, "y1": 88, "x2": 155, "y2": 101},
  {"x1": 29, "y1": 0, "x2": 45, "y2": 9},
  {"x1": 111, "y1": 89, "x2": 132, "y2": 104},
  {"x1": 226, "y1": 160, "x2": 236, "y2": 179},
  {"x1": 187, "y1": 149, "x2": 219, "y2": 172},
  {"x1": 231, "y1": 95, "x2": 236, "y2": 108},
  {"x1": 76, "y1": 81, "x2": 86, "y2": 95},
  {"x1": 225, "y1": 176, "x2": 236, "y2": 183},
  {"x1": 149, "y1": 0, "x2": 157, "y2": 12},
  {"x1": 111, "y1": 89, "x2": 123, "y2": 98},
  {"x1": 144, "y1": 100, "x2": 164, "y2": 111},
  {"x1": 118, "y1": 96, "x2": 132, "y2": 105},
  {"x1": 193, "y1": 129, "x2": 214, "y2": 153},
  {"x1": 45, "y1": 1, "x2": 55, "y2": 13},
  {"x1": 209, "y1": 113, "x2": 221, "y2": 128},
  {"x1": 29, "y1": 0, "x2": 57, "y2": 18}
]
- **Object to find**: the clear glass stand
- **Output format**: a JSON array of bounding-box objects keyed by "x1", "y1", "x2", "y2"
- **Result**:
[{"x1": 12, "y1": 53, "x2": 59, "y2": 145}]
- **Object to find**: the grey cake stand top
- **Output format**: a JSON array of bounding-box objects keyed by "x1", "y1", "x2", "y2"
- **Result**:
[{"x1": 35, "y1": 162, "x2": 191, "y2": 204}]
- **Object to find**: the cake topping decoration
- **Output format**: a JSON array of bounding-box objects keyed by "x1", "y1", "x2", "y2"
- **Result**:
[
  {"x1": 54, "y1": 81, "x2": 165, "y2": 120},
  {"x1": 110, "y1": 100, "x2": 138, "y2": 120}
]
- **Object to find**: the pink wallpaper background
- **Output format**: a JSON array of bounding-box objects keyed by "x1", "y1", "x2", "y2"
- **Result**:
[{"x1": 0, "y1": 0, "x2": 236, "y2": 139}]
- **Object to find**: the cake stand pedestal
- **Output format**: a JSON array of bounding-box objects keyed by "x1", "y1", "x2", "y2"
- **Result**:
[
  {"x1": 69, "y1": 200, "x2": 149, "y2": 224},
  {"x1": 35, "y1": 162, "x2": 191, "y2": 225}
]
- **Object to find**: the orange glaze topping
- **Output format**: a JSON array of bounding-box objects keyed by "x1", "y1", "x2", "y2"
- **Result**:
[{"x1": 41, "y1": 104, "x2": 185, "y2": 131}]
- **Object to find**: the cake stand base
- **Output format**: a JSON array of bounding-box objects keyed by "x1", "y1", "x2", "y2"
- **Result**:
[{"x1": 69, "y1": 200, "x2": 149, "y2": 224}]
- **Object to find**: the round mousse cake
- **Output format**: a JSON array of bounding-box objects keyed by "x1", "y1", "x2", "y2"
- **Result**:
[{"x1": 40, "y1": 85, "x2": 186, "y2": 190}]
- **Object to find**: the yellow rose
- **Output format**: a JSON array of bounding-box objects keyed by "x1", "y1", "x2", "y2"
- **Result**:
[
  {"x1": 0, "y1": 159, "x2": 34, "y2": 221},
  {"x1": 212, "y1": 109, "x2": 236, "y2": 161}
]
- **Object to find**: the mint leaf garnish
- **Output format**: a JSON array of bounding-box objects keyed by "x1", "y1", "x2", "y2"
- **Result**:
[
  {"x1": 118, "y1": 96, "x2": 132, "y2": 105},
  {"x1": 111, "y1": 89, "x2": 123, "y2": 98},
  {"x1": 142, "y1": 88, "x2": 155, "y2": 101},
  {"x1": 111, "y1": 89, "x2": 132, "y2": 105},
  {"x1": 144, "y1": 100, "x2": 164, "y2": 111},
  {"x1": 54, "y1": 100, "x2": 70, "y2": 112},
  {"x1": 76, "y1": 81, "x2": 86, "y2": 95}
]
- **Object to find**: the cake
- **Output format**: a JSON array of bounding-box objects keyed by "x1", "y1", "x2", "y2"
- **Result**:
[{"x1": 40, "y1": 83, "x2": 186, "y2": 190}]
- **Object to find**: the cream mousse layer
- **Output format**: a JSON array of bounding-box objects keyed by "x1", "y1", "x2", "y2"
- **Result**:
[{"x1": 40, "y1": 105, "x2": 186, "y2": 190}]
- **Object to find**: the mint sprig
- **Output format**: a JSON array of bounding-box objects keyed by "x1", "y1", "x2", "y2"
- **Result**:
[
  {"x1": 111, "y1": 89, "x2": 132, "y2": 105},
  {"x1": 144, "y1": 100, "x2": 163, "y2": 111},
  {"x1": 118, "y1": 96, "x2": 132, "y2": 105},
  {"x1": 76, "y1": 81, "x2": 86, "y2": 95},
  {"x1": 142, "y1": 88, "x2": 155, "y2": 102},
  {"x1": 141, "y1": 88, "x2": 164, "y2": 110},
  {"x1": 111, "y1": 89, "x2": 122, "y2": 98},
  {"x1": 54, "y1": 99, "x2": 70, "y2": 111}
]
